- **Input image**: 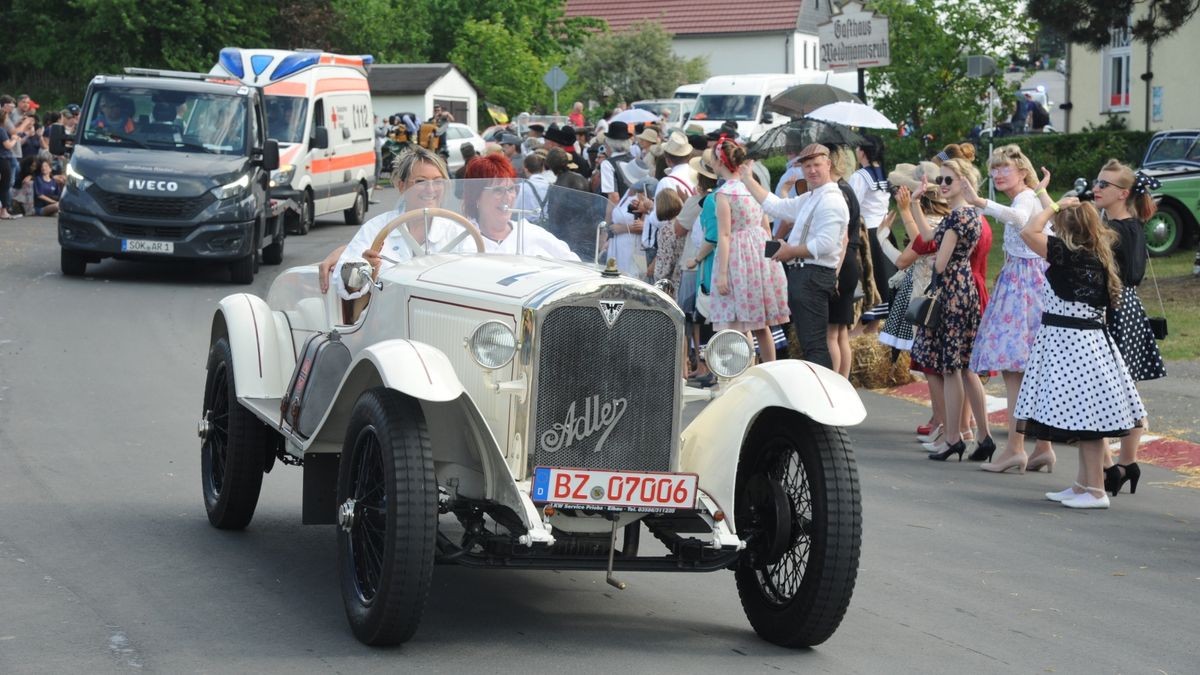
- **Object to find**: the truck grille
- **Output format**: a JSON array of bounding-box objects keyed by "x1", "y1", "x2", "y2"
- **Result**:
[
  {"x1": 90, "y1": 187, "x2": 213, "y2": 220},
  {"x1": 531, "y1": 305, "x2": 678, "y2": 472}
]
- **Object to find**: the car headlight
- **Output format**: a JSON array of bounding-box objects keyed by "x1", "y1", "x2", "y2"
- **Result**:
[
  {"x1": 468, "y1": 321, "x2": 517, "y2": 370},
  {"x1": 212, "y1": 174, "x2": 251, "y2": 200},
  {"x1": 270, "y1": 164, "x2": 295, "y2": 188},
  {"x1": 705, "y1": 330, "x2": 754, "y2": 379},
  {"x1": 65, "y1": 164, "x2": 91, "y2": 191}
]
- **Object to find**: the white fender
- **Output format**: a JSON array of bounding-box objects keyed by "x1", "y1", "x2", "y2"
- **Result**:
[
  {"x1": 356, "y1": 339, "x2": 465, "y2": 403},
  {"x1": 211, "y1": 294, "x2": 294, "y2": 399},
  {"x1": 679, "y1": 359, "x2": 866, "y2": 532}
]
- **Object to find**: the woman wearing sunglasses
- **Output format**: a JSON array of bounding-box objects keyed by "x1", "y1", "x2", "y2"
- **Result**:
[
  {"x1": 1091, "y1": 159, "x2": 1166, "y2": 497},
  {"x1": 959, "y1": 145, "x2": 1057, "y2": 473},
  {"x1": 910, "y1": 159, "x2": 984, "y2": 462},
  {"x1": 462, "y1": 154, "x2": 578, "y2": 259}
]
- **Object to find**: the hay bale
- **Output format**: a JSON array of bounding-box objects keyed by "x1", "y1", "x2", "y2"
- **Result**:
[{"x1": 849, "y1": 335, "x2": 915, "y2": 389}]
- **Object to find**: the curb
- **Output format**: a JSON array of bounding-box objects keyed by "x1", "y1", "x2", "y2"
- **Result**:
[{"x1": 880, "y1": 380, "x2": 1200, "y2": 471}]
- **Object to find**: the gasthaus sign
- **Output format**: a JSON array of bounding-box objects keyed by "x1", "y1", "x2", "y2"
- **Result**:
[{"x1": 819, "y1": 1, "x2": 890, "y2": 73}]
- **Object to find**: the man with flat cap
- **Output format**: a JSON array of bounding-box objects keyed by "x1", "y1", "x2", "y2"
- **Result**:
[{"x1": 741, "y1": 143, "x2": 849, "y2": 369}]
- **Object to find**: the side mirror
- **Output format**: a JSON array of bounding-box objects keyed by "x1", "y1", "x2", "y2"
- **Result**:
[
  {"x1": 761, "y1": 111, "x2": 774, "y2": 124},
  {"x1": 259, "y1": 139, "x2": 280, "y2": 171},
  {"x1": 341, "y1": 260, "x2": 374, "y2": 293},
  {"x1": 49, "y1": 124, "x2": 73, "y2": 156},
  {"x1": 312, "y1": 127, "x2": 329, "y2": 150}
]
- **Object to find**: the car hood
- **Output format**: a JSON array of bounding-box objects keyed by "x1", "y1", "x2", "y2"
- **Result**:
[
  {"x1": 72, "y1": 145, "x2": 251, "y2": 197},
  {"x1": 1140, "y1": 163, "x2": 1200, "y2": 179}
]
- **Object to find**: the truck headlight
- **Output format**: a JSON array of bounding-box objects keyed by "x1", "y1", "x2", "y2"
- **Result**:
[
  {"x1": 705, "y1": 330, "x2": 753, "y2": 379},
  {"x1": 65, "y1": 164, "x2": 91, "y2": 191},
  {"x1": 212, "y1": 174, "x2": 251, "y2": 200},
  {"x1": 468, "y1": 321, "x2": 517, "y2": 370},
  {"x1": 270, "y1": 164, "x2": 295, "y2": 188}
]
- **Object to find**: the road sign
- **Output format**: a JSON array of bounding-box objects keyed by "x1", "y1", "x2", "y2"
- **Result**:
[
  {"x1": 818, "y1": 1, "x2": 890, "y2": 73},
  {"x1": 543, "y1": 66, "x2": 569, "y2": 93}
]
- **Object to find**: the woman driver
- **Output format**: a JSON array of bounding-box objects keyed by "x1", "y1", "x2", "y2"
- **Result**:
[
  {"x1": 326, "y1": 146, "x2": 460, "y2": 300},
  {"x1": 461, "y1": 154, "x2": 579, "y2": 260}
]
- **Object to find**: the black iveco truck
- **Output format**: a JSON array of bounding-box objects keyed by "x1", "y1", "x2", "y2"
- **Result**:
[{"x1": 51, "y1": 69, "x2": 285, "y2": 283}]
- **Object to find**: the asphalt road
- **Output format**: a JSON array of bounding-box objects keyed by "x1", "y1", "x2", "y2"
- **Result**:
[{"x1": 1, "y1": 202, "x2": 1197, "y2": 674}]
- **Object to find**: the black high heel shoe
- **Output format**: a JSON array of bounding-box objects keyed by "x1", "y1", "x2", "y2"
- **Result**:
[
  {"x1": 929, "y1": 439, "x2": 966, "y2": 462},
  {"x1": 1104, "y1": 462, "x2": 1141, "y2": 496},
  {"x1": 967, "y1": 435, "x2": 996, "y2": 462}
]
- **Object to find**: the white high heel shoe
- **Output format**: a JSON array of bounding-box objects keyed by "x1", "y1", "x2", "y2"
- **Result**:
[{"x1": 917, "y1": 424, "x2": 943, "y2": 444}]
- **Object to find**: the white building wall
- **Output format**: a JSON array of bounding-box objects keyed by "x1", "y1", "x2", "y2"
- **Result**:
[
  {"x1": 673, "y1": 34, "x2": 792, "y2": 75},
  {"x1": 427, "y1": 70, "x2": 478, "y2": 130},
  {"x1": 371, "y1": 95, "x2": 425, "y2": 121}
]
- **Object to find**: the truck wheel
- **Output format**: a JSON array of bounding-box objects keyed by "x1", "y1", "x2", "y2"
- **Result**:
[
  {"x1": 733, "y1": 411, "x2": 861, "y2": 648},
  {"x1": 200, "y1": 338, "x2": 270, "y2": 530},
  {"x1": 337, "y1": 389, "x2": 436, "y2": 646},
  {"x1": 262, "y1": 234, "x2": 285, "y2": 265},
  {"x1": 288, "y1": 191, "x2": 314, "y2": 236},
  {"x1": 229, "y1": 254, "x2": 255, "y2": 285},
  {"x1": 61, "y1": 249, "x2": 87, "y2": 277},
  {"x1": 344, "y1": 184, "x2": 367, "y2": 225},
  {"x1": 1145, "y1": 203, "x2": 1183, "y2": 257}
]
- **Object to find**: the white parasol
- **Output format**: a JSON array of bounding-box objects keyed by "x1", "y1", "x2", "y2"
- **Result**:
[{"x1": 806, "y1": 101, "x2": 897, "y2": 130}]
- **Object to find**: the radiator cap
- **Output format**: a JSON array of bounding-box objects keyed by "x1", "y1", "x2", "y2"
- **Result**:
[{"x1": 602, "y1": 258, "x2": 620, "y2": 278}]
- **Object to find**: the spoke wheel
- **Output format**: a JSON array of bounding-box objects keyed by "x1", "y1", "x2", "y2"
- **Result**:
[
  {"x1": 1145, "y1": 203, "x2": 1182, "y2": 257},
  {"x1": 337, "y1": 389, "x2": 435, "y2": 646},
  {"x1": 734, "y1": 411, "x2": 861, "y2": 647},
  {"x1": 200, "y1": 338, "x2": 270, "y2": 529}
]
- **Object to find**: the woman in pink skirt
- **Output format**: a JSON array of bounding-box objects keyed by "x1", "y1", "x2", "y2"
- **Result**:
[{"x1": 709, "y1": 138, "x2": 791, "y2": 360}]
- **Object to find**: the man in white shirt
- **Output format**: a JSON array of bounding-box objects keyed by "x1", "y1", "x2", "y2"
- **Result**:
[
  {"x1": 642, "y1": 131, "x2": 697, "y2": 271},
  {"x1": 742, "y1": 143, "x2": 848, "y2": 369}
]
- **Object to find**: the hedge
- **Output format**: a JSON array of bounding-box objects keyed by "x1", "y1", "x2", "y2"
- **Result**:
[{"x1": 762, "y1": 130, "x2": 1156, "y2": 193}]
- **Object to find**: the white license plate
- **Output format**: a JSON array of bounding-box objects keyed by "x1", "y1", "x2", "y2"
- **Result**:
[
  {"x1": 122, "y1": 239, "x2": 174, "y2": 254},
  {"x1": 531, "y1": 467, "x2": 698, "y2": 512}
]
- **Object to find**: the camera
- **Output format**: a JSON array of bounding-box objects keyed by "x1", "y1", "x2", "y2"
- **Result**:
[{"x1": 1071, "y1": 177, "x2": 1094, "y2": 202}]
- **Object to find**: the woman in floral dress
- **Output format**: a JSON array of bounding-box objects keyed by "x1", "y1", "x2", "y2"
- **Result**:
[
  {"x1": 910, "y1": 159, "x2": 982, "y2": 461},
  {"x1": 708, "y1": 138, "x2": 791, "y2": 361}
]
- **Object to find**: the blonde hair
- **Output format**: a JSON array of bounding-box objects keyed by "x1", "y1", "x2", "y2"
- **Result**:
[
  {"x1": 936, "y1": 142, "x2": 976, "y2": 164},
  {"x1": 1056, "y1": 201, "x2": 1123, "y2": 309},
  {"x1": 829, "y1": 146, "x2": 857, "y2": 179},
  {"x1": 941, "y1": 158, "x2": 980, "y2": 193},
  {"x1": 988, "y1": 144, "x2": 1038, "y2": 189},
  {"x1": 656, "y1": 187, "x2": 683, "y2": 222},
  {"x1": 1101, "y1": 158, "x2": 1157, "y2": 222}
]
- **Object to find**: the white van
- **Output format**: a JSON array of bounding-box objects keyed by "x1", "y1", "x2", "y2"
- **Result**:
[
  {"x1": 690, "y1": 72, "x2": 858, "y2": 142},
  {"x1": 212, "y1": 48, "x2": 376, "y2": 234},
  {"x1": 672, "y1": 83, "x2": 704, "y2": 100}
]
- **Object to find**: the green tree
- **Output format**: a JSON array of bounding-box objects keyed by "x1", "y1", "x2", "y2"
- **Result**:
[
  {"x1": 570, "y1": 21, "x2": 708, "y2": 108},
  {"x1": 1028, "y1": 0, "x2": 1200, "y2": 50},
  {"x1": 867, "y1": 0, "x2": 1033, "y2": 148},
  {"x1": 449, "y1": 19, "x2": 547, "y2": 115}
]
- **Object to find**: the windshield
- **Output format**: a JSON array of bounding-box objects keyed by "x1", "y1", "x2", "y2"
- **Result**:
[
  {"x1": 691, "y1": 94, "x2": 759, "y2": 121},
  {"x1": 633, "y1": 101, "x2": 682, "y2": 123},
  {"x1": 378, "y1": 178, "x2": 612, "y2": 267},
  {"x1": 1143, "y1": 134, "x2": 1200, "y2": 166},
  {"x1": 265, "y1": 96, "x2": 308, "y2": 145},
  {"x1": 81, "y1": 87, "x2": 249, "y2": 155}
]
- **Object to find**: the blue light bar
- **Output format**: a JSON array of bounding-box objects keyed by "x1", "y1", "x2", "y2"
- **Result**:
[
  {"x1": 360, "y1": 55, "x2": 374, "y2": 66},
  {"x1": 218, "y1": 48, "x2": 244, "y2": 79},
  {"x1": 270, "y1": 52, "x2": 320, "y2": 81},
  {"x1": 250, "y1": 54, "x2": 273, "y2": 77}
]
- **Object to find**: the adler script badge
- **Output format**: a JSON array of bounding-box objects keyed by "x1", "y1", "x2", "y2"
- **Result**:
[{"x1": 598, "y1": 300, "x2": 625, "y2": 328}]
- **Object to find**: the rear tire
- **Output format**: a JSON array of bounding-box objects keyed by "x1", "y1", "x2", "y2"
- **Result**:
[
  {"x1": 61, "y1": 249, "x2": 87, "y2": 277},
  {"x1": 337, "y1": 389, "x2": 436, "y2": 646},
  {"x1": 229, "y1": 254, "x2": 255, "y2": 285},
  {"x1": 262, "y1": 235, "x2": 285, "y2": 265},
  {"x1": 200, "y1": 338, "x2": 270, "y2": 529},
  {"x1": 733, "y1": 411, "x2": 861, "y2": 648},
  {"x1": 344, "y1": 183, "x2": 367, "y2": 225},
  {"x1": 288, "y1": 190, "x2": 314, "y2": 235}
]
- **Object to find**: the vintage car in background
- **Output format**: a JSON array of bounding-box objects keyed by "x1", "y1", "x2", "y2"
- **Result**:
[
  {"x1": 1140, "y1": 129, "x2": 1200, "y2": 256},
  {"x1": 198, "y1": 180, "x2": 866, "y2": 647}
]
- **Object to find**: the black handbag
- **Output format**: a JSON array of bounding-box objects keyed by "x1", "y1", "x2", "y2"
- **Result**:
[
  {"x1": 1146, "y1": 253, "x2": 1168, "y2": 340},
  {"x1": 906, "y1": 280, "x2": 942, "y2": 330}
]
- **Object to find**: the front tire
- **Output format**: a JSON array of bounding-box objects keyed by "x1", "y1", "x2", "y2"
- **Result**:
[
  {"x1": 733, "y1": 411, "x2": 861, "y2": 647},
  {"x1": 337, "y1": 389, "x2": 436, "y2": 646},
  {"x1": 200, "y1": 338, "x2": 270, "y2": 529},
  {"x1": 1145, "y1": 203, "x2": 1183, "y2": 257},
  {"x1": 61, "y1": 249, "x2": 87, "y2": 277},
  {"x1": 229, "y1": 254, "x2": 255, "y2": 285},
  {"x1": 345, "y1": 183, "x2": 367, "y2": 225}
]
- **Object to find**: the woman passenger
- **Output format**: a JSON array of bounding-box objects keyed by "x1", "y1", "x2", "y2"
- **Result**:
[{"x1": 461, "y1": 154, "x2": 579, "y2": 259}]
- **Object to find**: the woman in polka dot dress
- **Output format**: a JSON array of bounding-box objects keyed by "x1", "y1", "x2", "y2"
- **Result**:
[
  {"x1": 1014, "y1": 199, "x2": 1145, "y2": 509},
  {"x1": 1091, "y1": 159, "x2": 1166, "y2": 497}
]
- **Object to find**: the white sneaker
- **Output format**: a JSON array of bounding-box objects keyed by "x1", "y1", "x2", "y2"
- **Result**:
[
  {"x1": 1046, "y1": 484, "x2": 1084, "y2": 502},
  {"x1": 1061, "y1": 490, "x2": 1110, "y2": 509}
]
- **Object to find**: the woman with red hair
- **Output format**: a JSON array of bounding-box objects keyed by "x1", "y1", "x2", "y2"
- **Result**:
[{"x1": 463, "y1": 155, "x2": 578, "y2": 259}]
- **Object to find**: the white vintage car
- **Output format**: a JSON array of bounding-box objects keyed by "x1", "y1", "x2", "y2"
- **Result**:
[{"x1": 199, "y1": 179, "x2": 866, "y2": 648}]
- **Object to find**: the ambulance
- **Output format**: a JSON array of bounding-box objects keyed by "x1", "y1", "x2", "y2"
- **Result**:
[{"x1": 212, "y1": 48, "x2": 376, "y2": 235}]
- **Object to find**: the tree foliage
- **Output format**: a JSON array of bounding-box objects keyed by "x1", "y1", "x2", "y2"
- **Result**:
[
  {"x1": 866, "y1": 0, "x2": 1033, "y2": 146},
  {"x1": 1028, "y1": 0, "x2": 1200, "y2": 50},
  {"x1": 569, "y1": 21, "x2": 708, "y2": 108},
  {"x1": 449, "y1": 19, "x2": 547, "y2": 115}
]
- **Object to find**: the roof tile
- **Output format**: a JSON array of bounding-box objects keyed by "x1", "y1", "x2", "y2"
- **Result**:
[{"x1": 565, "y1": 0, "x2": 804, "y2": 35}]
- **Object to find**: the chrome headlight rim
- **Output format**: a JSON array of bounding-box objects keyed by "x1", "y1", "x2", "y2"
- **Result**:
[
  {"x1": 705, "y1": 329, "x2": 754, "y2": 379},
  {"x1": 468, "y1": 320, "x2": 517, "y2": 370}
]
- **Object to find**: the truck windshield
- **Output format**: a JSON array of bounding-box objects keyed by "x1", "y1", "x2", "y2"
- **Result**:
[
  {"x1": 265, "y1": 96, "x2": 308, "y2": 145},
  {"x1": 80, "y1": 88, "x2": 249, "y2": 155},
  {"x1": 691, "y1": 95, "x2": 758, "y2": 121}
]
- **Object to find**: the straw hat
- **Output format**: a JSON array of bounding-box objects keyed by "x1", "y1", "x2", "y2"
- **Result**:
[{"x1": 689, "y1": 149, "x2": 717, "y2": 179}]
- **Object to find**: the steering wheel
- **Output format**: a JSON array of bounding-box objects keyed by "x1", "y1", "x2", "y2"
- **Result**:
[{"x1": 369, "y1": 207, "x2": 486, "y2": 264}]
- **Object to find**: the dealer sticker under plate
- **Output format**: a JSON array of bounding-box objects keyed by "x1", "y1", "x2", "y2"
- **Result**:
[
  {"x1": 122, "y1": 239, "x2": 174, "y2": 254},
  {"x1": 532, "y1": 466, "x2": 698, "y2": 512}
]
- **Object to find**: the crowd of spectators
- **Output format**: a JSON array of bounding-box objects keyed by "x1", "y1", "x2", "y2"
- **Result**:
[{"x1": 0, "y1": 93, "x2": 74, "y2": 219}]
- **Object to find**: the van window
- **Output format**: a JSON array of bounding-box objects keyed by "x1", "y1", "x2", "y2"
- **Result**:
[
  {"x1": 265, "y1": 96, "x2": 309, "y2": 145},
  {"x1": 81, "y1": 87, "x2": 249, "y2": 155},
  {"x1": 691, "y1": 95, "x2": 759, "y2": 121}
]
